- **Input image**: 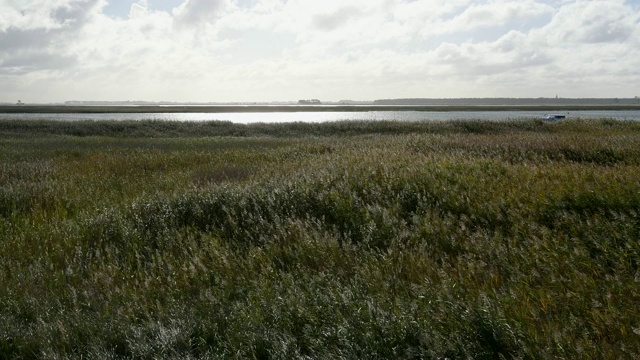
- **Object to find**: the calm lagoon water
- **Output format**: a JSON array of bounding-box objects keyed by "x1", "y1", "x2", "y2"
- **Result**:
[{"x1": 2, "y1": 110, "x2": 640, "y2": 123}]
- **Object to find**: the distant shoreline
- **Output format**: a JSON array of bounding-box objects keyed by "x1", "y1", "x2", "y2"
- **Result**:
[{"x1": 2, "y1": 104, "x2": 640, "y2": 113}]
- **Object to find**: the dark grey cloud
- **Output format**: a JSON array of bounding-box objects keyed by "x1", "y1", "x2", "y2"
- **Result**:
[
  {"x1": 53, "y1": 0, "x2": 100, "y2": 30},
  {"x1": 0, "y1": 51, "x2": 77, "y2": 74},
  {"x1": 0, "y1": 27, "x2": 52, "y2": 51},
  {"x1": 0, "y1": 0, "x2": 100, "y2": 74},
  {"x1": 312, "y1": 6, "x2": 364, "y2": 31},
  {"x1": 547, "y1": 1, "x2": 639, "y2": 45},
  {"x1": 0, "y1": 27, "x2": 65, "y2": 74},
  {"x1": 173, "y1": 0, "x2": 227, "y2": 27},
  {"x1": 579, "y1": 19, "x2": 635, "y2": 43}
]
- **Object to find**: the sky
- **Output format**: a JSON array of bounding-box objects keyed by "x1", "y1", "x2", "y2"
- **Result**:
[{"x1": 1, "y1": 0, "x2": 639, "y2": 103}]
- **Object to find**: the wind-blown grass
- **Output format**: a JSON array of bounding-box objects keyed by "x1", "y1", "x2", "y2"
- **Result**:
[
  {"x1": 0, "y1": 117, "x2": 594, "y2": 137},
  {"x1": 1, "y1": 118, "x2": 639, "y2": 358}
]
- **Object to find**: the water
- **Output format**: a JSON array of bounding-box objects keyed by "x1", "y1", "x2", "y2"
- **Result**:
[{"x1": 2, "y1": 110, "x2": 640, "y2": 123}]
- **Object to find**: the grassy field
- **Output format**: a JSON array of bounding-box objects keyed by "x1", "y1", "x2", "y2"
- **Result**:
[{"x1": 1, "y1": 118, "x2": 640, "y2": 358}]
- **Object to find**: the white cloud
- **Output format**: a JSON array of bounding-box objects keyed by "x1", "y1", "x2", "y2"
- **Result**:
[
  {"x1": 1, "y1": 0, "x2": 640, "y2": 102},
  {"x1": 536, "y1": 0, "x2": 639, "y2": 45},
  {"x1": 425, "y1": 0, "x2": 554, "y2": 35},
  {"x1": 312, "y1": 6, "x2": 365, "y2": 31},
  {"x1": 129, "y1": 2, "x2": 147, "y2": 18}
]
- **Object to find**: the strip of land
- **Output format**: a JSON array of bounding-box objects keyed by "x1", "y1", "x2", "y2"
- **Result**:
[{"x1": 2, "y1": 104, "x2": 640, "y2": 113}]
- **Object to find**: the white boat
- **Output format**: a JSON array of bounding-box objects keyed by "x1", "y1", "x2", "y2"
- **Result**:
[{"x1": 543, "y1": 114, "x2": 566, "y2": 121}]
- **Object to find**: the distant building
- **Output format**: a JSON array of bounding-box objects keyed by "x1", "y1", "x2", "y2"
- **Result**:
[
  {"x1": 298, "y1": 99, "x2": 321, "y2": 104},
  {"x1": 16, "y1": 100, "x2": 25, "y2": 106}
]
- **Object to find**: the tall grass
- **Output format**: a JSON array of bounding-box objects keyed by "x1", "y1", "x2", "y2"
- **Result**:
[
  {"x1": 1, "y1": 119, "x2": 639, "y2": 358},
  {"x1": 1, "y1": 117, "x2": 602, "y2": 138}
]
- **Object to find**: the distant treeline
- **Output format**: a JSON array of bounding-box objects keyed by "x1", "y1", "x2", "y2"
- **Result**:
[{"x1": 374, "y1": 97, "x2": 640, "y2": 105}]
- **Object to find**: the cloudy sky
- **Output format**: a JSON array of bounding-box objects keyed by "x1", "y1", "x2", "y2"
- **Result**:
[{"x1": 1, "y1": 0, "x2": 639, "y2": 103}]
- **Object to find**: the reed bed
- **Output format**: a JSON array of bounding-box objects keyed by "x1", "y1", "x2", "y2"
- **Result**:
[{"x1": 1, "y1": 119, "x2": 639, "y2": 358}]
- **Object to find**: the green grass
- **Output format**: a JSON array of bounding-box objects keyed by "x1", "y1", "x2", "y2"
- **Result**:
[{"x1": 1, "y1": 118, "x2": 640, "y2": 358}]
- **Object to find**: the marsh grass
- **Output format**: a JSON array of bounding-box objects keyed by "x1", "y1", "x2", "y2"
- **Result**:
[{"x1": 1, "y1": 119, "x2": 640, "y2": 358}]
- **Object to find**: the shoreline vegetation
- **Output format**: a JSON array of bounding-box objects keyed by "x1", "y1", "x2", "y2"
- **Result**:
[
  {"x1": 2, "y1": 103, "x2": 640, "y2": 113},
  {"x1": 2, "y1": 118, "x2": 640, "y2": 358}
]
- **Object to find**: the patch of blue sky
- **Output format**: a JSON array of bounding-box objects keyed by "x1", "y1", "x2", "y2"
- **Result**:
[
  {"x1": 147, "y1": 0, "x2": 184, "y2": 13},
  {"x1": 101, "y1": 1, "x2": 135, "y2": 18},
  {"x1": 235, "y1": 0, "x2": 259, "y2": 8},
  {"x1": 102, "y1": 0, "x2": 184, "y2": 18}
]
